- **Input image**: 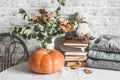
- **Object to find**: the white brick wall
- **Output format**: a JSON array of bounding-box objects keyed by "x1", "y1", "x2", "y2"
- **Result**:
[{"x1": 0, "y1": 0, "x2": 120, "y2": 52}]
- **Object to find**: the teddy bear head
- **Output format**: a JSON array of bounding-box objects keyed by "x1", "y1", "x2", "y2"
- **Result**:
[{"x1": 76, "y1": 9, "x2": 88, "y2": 23}]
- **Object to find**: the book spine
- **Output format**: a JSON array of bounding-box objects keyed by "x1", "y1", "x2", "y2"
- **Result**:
[
  {"x1": 60, "y1": 44, "x2": 88, "y2": 52},
  {"x1": 63, "y1": 43, "x2": 88, "y2": 46},
  {"x1": 65, "y1": 61, "x2": 87, "y2": 67},
  {"x1": 65, "y1": 55, "x2": 88, "y2": 61},
  {"x1": 65, "y1": 52, "x2": 88, "y2": 56}
]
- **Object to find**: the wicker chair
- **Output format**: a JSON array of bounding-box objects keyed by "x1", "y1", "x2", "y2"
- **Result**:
[{"x1": 0, "y1": 33, "x2": 29, "y2": 72}]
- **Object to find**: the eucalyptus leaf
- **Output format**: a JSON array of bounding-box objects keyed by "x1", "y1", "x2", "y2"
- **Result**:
[
  {"x1": 22, "y1": 34, "x2": 27, "y2": 39},
  {"x1": 32, "y1": 33, "x2": 37, "y2": 38},
  {"x1": 18, "y1": 8, "x2": 26, "y2": 14},
  {"x1": 18, "y1": 27, "x2": 22, "y2": 33},
  {"x1": 18, "y1": 8, "x2": 29, "y2": 19},
  {"x1": 34, "y1": 25, "x2": 39, "y2": 31},
  {"x1": 58, "y1": 0, "x2": 66, "y2": 5},
  {"x1": 38, "y1": 24, "x2": 43, "y2": 28},
  {"x1": 73, "y1": 21, "x2": 78, "y2": 25},
  {"x1": 39, "y1": 24, "x2": 44, "y2": 31},
  {"x1": 28, "y1": 34, "x2": 31, "y2": 39},
  {"x1": 52, "y1": 24, "x2": 57, "y2": 27},
  {"x1": 13, "y1": 27, "x2": 20, "y2": 33},
  {"x1": 46, "y1": 22, "x2": 51, "y2": 27},
  {"x1": 28, "y1": 16, "x2": 33, "y2": 22},
  {"x1": 41, "y1": 44, "x2": 46, "y2": 48},
  {"x1": 49, "y1": 29, "x2": 54, "y2": 35},
  {"x1": 37, "y1": 33, "x2": 44, "y2": 40},
  {"x1": 46, "y1": 36, "x2": 52, "y2": 43},
  {"x1": 23, "y1": 29, "x2": 32, "y2": 36},
  {"x1": 55, "y1": 6, "x2": 61, "y2": 17}
]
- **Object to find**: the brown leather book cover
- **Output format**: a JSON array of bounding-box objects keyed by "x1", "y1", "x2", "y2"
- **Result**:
[{"x1": 64, "y1": 35, "x2": 89, "y2": 47}]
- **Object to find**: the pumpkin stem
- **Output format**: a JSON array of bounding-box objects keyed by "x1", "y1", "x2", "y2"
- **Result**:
[
  {"x1": 43, "y1": 52, "x2": 48, "y2": 54},
  {"x1": 43, "y1": 50, "x2": 51, "y2": 54}
]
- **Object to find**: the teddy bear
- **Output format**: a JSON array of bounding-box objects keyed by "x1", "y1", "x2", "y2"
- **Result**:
[{"x1": 75, "y1": 9, "x2": 95, "y2": 40}]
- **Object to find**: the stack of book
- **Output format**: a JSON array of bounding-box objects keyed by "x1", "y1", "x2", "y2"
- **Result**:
[
  {"x1": 64, "y1": 51, "x2": 88, "y2": 67},
  {"x1": 60, "y1": 32, "x2": 89, "y2": 67}
]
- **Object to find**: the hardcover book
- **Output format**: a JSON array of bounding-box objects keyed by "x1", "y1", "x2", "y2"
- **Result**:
[
  {"x1": 65, "y1": 61, "x2": 87, "y2": 67},
  {"x1": 64, "y1": 51, "x2": 88, "y2": 56},
  {"x1": 65, "y1": 55, "x2": 88, "y2": 61},
  {"x1": 63, "y1": 32, "x2": 89, "y2": 47},
  {"x1": 60, "y1": 44, "x2": 88, "y2": 52}
]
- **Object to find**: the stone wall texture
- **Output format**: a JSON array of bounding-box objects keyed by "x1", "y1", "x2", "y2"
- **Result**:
[{"x1": 0, "y1": 0, "x2": 120, "y2": 52}]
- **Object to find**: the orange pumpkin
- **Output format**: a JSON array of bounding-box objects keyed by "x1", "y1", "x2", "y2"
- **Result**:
[{"x1": 28, "y1": 49, "x2": 65, "y2": 74}]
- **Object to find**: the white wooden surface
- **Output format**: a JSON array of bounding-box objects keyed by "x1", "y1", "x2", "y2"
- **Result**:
[{"x1": 0, "y1": 62, "x2": 120, "y2": 80}]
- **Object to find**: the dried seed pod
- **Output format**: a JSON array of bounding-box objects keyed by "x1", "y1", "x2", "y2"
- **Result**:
[{"x1": 84, "y1": 68, "x2": 93, "y2": 74}]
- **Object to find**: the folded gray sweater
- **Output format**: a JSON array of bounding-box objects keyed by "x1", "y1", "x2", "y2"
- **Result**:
[
  {"x1": 89, "y1": 34, "x2": 120, "y2": 53},
  {"x1": 87, "y1": 58, "x2": 120, "y2": 71},
  {"x1": 88, "y1": 50, "x2": 120, "y2": 61}
]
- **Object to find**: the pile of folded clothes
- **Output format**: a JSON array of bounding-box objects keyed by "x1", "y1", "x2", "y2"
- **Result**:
[{"x1": 87, "y1": 34, "x2": 120, "y2": 70}]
